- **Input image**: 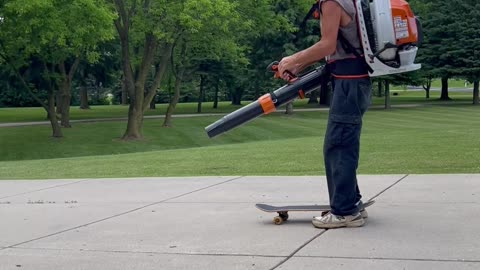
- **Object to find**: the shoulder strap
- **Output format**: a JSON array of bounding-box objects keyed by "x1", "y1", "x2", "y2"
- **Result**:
[
  {"x1": 300, "y1": 0, "x2": 320, "y2": 30},
  {"x1": 338, "y1": 32, "x2": 373, "y2": 73},
  {"x1": 337, "y1": 32, "x2": 361, "y2": 57}
]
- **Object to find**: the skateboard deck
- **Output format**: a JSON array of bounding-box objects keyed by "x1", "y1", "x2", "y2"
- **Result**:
[{"x1": 256, "y1": 200, "x2": 375, "y2": 225}]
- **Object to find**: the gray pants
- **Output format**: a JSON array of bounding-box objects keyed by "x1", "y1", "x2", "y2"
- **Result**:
[{"x1": 324, "y1": 78, "x2": 372, "y2": 216}]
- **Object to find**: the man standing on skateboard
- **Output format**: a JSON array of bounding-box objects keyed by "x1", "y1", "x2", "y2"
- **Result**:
[{"x1": 278, "y1": 0, "x2": 372, "y2": 229}]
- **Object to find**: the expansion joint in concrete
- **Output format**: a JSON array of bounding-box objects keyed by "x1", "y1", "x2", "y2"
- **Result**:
[{"x1": 2, "y1": 176, "x2": 244, "y2": 250}]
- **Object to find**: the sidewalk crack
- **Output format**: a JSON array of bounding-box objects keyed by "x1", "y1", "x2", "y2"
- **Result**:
[
  {"x1": 296, "y1": 255, "x2": 480, "y2": 264},
  {"x1": 368, "y1": 174, "x2": 409, "y2": 202},
  {"x1": 2, "y1": 176, "x2": 244, "y2": 249},
  {"x1": 269, "y1": 174, "x2": 410, "y2": 269},
  {"x1": 270, "y1": 230, "x2": 327, "y2": 270},
  {"x1": 0, "y1": 180, "x2": 89, "y2": 200}
]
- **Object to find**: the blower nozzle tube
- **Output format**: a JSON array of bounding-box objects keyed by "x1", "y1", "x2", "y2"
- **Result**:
[{"x1": 205, "y1": 66, "x2": 328, "y2": 138}]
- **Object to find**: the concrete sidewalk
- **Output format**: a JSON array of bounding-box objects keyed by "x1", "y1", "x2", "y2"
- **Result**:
[{"x1": 0, "y1": 174, "x2": 479, "y2": 270}]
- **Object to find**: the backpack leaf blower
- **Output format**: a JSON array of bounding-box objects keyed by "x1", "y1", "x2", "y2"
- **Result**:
[{"x1": 205, "y1": 0, "x2": 422, "y2": 138}]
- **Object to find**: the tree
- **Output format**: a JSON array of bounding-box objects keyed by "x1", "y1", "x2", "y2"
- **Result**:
[
  {"x1": 113, "y1": 0, "x2": 245, "y2": 139},
  {"x1": 76, "y1": 40, "x2": 122, "y2": 109},
  {"x1": 163, "y1": 40, "x2": 187, "y2": 128},
  {"x1": 0, "y1": 65, "x2": 46, "y2": 107},
  {"x1": 422, "y1": 74, "x2": 433, "y2": 99},
  {"x1": 415, "y1": 0, "x2": 480, "y2": 102},
  {"x1": 164, "y1": 0, "x2": 250, "y2": 124},
  {"x1": 473, "y1": 80, "x2": 479, "y2": 105},
  {"x1": 457, "y1": 0, "x2": 480, "y2": 105},
  {"x1": 243, "y1": 0, "x2": 316, "y2": 104},
  {"x1": 112, "y1": 0, "x2": 178, "y2": 140},
  {"x1": 0, "y1": 0, "x2": 115, "y2": 136},
  {"x1": 384, "y1": 80, "x2": 391, "y2": 109}
]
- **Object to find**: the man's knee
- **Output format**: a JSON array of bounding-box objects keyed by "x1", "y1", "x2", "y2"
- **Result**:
[{"x1": 324, "y1": 121, "x2": 361, "y2": 147}]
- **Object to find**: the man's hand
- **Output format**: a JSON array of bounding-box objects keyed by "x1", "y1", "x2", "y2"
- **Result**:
[{"x1": 278, "y1": 55, "x2": 302, "y2": 81}]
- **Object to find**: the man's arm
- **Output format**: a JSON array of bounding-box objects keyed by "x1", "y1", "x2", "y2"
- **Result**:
[{"x1": 278, "y1": 1, "x2": 343, "y2": 79}]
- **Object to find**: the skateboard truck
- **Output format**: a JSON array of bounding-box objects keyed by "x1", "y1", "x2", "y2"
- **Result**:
[{"x1": 274, "y1": 212, "x2": 289, "y2": 225}]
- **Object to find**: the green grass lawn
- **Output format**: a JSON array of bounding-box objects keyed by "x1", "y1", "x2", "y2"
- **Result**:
[
  {"x1": 370, "y1": 90, "x2": 472, "y2": 105},
  {"x1": 431, "y1": 79, "x2": 470, "y2": 88},
  {"x1": 1, "y1": 103, "x2": 479, "y2": 179},
  {"x1": 392, "y1": 78, "x2": 469, "y2": 90}
]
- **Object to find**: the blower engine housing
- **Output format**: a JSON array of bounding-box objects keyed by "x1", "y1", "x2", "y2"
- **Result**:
[{"x1": 357, "y1": 0, "x2": 422, "y2": 77}]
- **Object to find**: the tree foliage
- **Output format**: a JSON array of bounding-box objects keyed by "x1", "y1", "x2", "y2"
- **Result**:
[
  {"x1": 413, "y1": 0, "x2": 480, "y2": 100},
  {"x1": 0, "y1": 0, "x2": 115, "y2": 135},
  {"x1": 2, "y1": 0, "x2": 480, "y2": 137}
]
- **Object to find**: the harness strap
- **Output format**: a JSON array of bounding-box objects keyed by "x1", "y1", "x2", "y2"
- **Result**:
[
  {"x1": 328, "y1": 57, "x2": 369, "y2": 79},
  {"x1": 337, "y1": 32, "x2": 373, "y2": 74}
]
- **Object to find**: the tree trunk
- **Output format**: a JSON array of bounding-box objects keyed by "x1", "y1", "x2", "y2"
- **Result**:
[
  {"x1": 122, "y1": 71, "x2": 149, "y2": 140},
  {"x1": 285, "y1": 102, "x2": 294, "y2": 115},
  {"x1": 120, "y1": 33, "x2": 158, "y2": 140},
  {"x1": 197, "y1": 74, "x2": 205, "y2": 113},
  {"x1": 150, "y1": 98, "x2": 156, "y2": 110},
  {"x1": 123, "y1": 102, "x2": 144, "y2": 140},
  {"x1": 377, "y1": 81, "x2": 384, "y2": 97},
  {"x1": 114, "y1": 2, "x2": 135, "y2": 108},
  {"x1": 231, "y1": 87, "x2": 243, "y2": 105},
  {"x1": 47, "y1": 89, "x2": 63, "y2": 138},
  {"x1": 58, "y1": 59, "x2": 80, "y2": 128},
  {"x1": 121, "y1": 76, "x2": 128, "y2": 105},
  {"x1": 440, "y1": 76, "x2": 451, "y2": 100},
  {"x1": 36, "y1": 64, "x2": 63, "y2": 136},
  {"x1": 56, "y1": 91, "x2": 63, "y2": 114},
  {"x1": 254, "y1": 79, "x2": 261, "y2": 100},
  {"x1": 143, "y1": 43, "x2": 173, "y2": 113},
  {"x1": 213, "y1": 78, "x2": 220, "y2": 109},
  {"x1": 385, "y1": 80, "x2": 391, "y2": 109},
  {"x1": 423, "y1": 76, "x2": 432, "y2": 99},
  {"x1": 115, "y1": 9, "x2": 158, "y2": 140},
  {"x1": 79, "y1": 84, "x2": 90, "y2": 109},
  {"x1": 59, "y1": 80, "x2": 72, "y2": 127},
  {"x1": 473, "y1": 80, "x2": 479, "y2": 105},
  {"x1": 163, "y1": 72, "x2": 183, "y2": 127},
  {"x1": 308, "y1": 88, "x2": 319, "y2": 104},
  {"x1": 163, "y1": 41, "x2": 187, "y2": 127},
  {"x1": 124, "y1": 39, "x2": 170, "y2": 137},
  {"x1": 231, "y1": 93, "x2": 241, "y2": 105},
  {"x1": 79, "y1": 67, "x2": 90, "y2": 109}
]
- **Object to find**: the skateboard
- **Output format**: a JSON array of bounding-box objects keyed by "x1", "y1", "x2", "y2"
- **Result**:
[{"x1": 255, "y1": 200, "x2": 375, "y2": 225}]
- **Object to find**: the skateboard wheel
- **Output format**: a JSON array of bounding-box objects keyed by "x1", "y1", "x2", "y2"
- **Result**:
[{"x1": 273, "y1": 216, "x2": 284, "y2": 225}]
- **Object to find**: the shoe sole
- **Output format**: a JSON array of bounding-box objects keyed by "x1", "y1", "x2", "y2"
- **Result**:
[
  {"x1": 312, "y1": 217, "x2": 365, "y2": 229},
  {"x1": 347, "y1": 218, "x2": 366, "y2": 227}
]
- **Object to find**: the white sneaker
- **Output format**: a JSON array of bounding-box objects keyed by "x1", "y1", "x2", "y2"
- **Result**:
[
  {"x1": 360, "y1": 209, "x2": 368, "y2": 219},
  {"x1": 312, "y1": 212, "x2": 365, "y2": 229}
]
